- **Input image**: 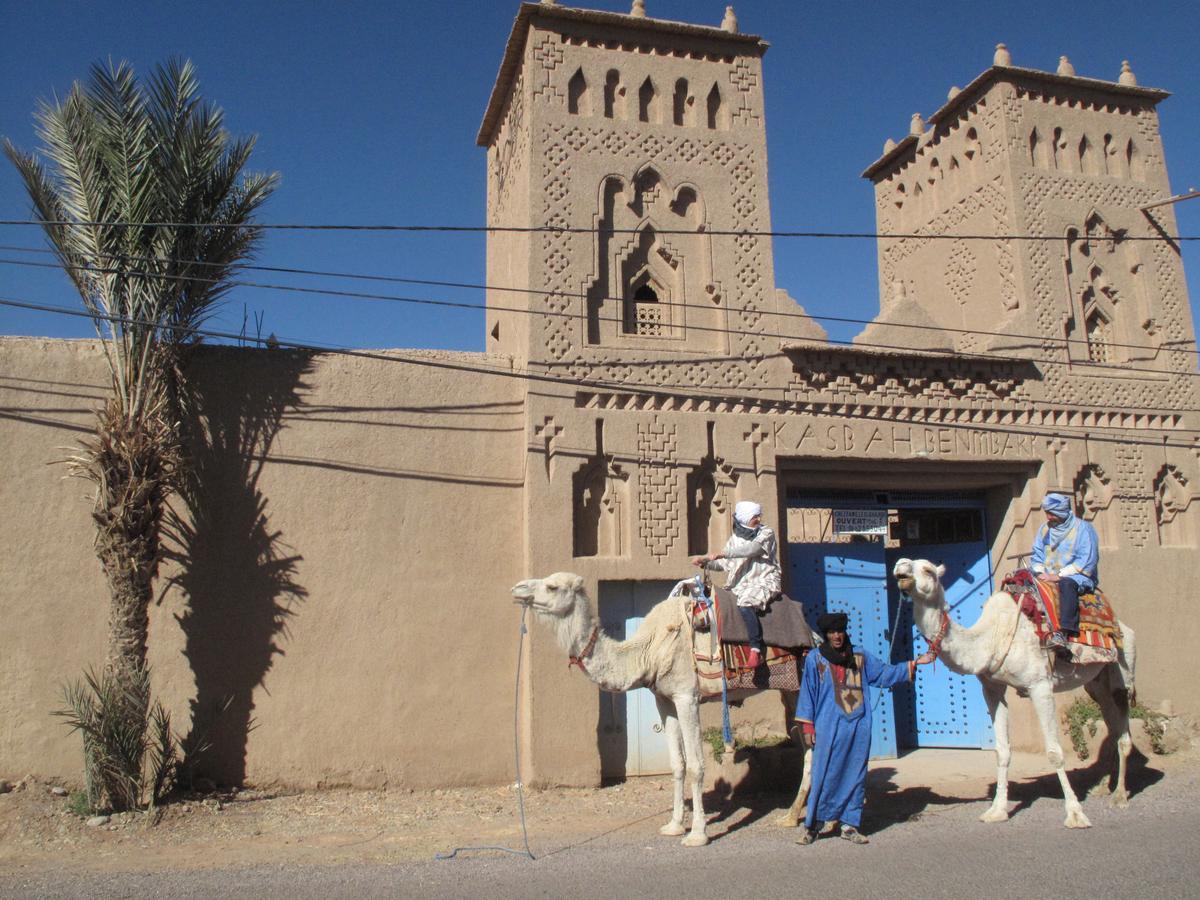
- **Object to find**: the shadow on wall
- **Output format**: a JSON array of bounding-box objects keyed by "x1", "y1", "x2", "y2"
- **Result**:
[{"x1": 163, "y1": 347, "x2": 314, "y2": 787}]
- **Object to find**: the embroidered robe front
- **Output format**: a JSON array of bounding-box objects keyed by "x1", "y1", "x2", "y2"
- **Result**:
[{"x1": 795, "y1": 649, "x2": 912, "y2": 829}]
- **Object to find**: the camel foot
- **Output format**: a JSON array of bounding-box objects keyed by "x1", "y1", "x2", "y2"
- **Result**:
[
  {"x1": 1087, "y1": 782, "x2": 1111, "y2": 799},
  {"x1": 1064, "y1": 809, "x2": 1092, "y2": 829},
  {"x1": 775, "y1": 812, "x2": 800, "y2": 828},
  {"x1": 681, "y1": 832, "x2": 710, "y2": 847},
  {"x1": 659, "y1": 821, "x2": 686, "y2": 837},
  {"x1": 979, "y1": 806, "x2": 1010, "y2": 823},
  {"x1": 1108, "y1": 789, "x2": 1129, "y2": 809}
]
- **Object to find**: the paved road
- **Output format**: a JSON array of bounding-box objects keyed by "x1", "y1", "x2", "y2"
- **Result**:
[
  {"x1": 2, "y1": 748, "x2": 1190, "y2": 897},
  {"x1": 4, "y1": 762, "x2": 1196, "y2": 900}
]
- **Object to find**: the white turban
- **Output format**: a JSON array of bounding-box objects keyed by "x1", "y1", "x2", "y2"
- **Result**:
[{"x1": 734, "y1": 500, "x2": 763, "y2": 526}]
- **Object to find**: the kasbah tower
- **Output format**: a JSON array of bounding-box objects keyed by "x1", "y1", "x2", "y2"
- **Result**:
[{"x1": 476, "y1": 1, "x2": 1197, "y2": 784}]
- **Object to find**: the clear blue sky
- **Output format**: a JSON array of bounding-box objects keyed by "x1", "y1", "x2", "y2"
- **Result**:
[{"x1": 2, "y1": 0, "x2": 1198, "y2": 352}]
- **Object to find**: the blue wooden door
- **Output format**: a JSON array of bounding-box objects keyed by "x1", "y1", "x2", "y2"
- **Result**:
[
  {"x1": 886, "y1": 543, "x2": 995, "y2": 748},
  {"x1": 597, "y1": 580, "x2": 677, "y2": 777},
  {"x1": 789, "y1": 543, "x2": 898, "y2": 759}
]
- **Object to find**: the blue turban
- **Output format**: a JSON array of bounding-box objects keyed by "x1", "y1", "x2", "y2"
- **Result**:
[{"x1": 1041, "y1": 493, "x2": 1073, "y2": 518}]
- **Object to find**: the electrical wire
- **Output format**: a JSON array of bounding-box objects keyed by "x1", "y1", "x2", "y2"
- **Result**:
[
  {"x1": 1, "y1": 244, "x2": 1197, "y2": 361},
  {"x1": 2, "y1": 255, "x2": 1198, "y2": 381},
  {"x1": 3, "y1": 294, "x2": 1198, "y2": 450},
  {"x1": 1, "y1": 218, "x2": 1197, "y2": 240}
]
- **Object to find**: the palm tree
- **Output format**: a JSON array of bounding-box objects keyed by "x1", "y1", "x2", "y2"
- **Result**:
[{"x1": 5, "y1": 58, "x2": 277, "y2": 809}]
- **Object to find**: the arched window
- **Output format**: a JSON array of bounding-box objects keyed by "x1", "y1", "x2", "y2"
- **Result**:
[
  {"x1": 638, "y1": 77, "x2": 657, "y2": 123},
  {"x1": 706, "y1": 83, "x2": 722, "y2": 129},
  {"x1": 604, "y1": 70, "x2": 623, "y2": 119},
  {"x1": 673, "y1": 78, "x2": 689, "y2": 126},
  {"x1": 627, "y1": 282, "x2": 664, "y2": 335},
  {"x1": 568, "y1": 68, "x2": 589, "y2": 115}
]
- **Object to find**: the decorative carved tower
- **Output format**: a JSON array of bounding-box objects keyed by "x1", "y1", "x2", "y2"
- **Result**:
[
  {"x1": 477, "y1": 2, "x2": 815, "y2": 393},
  {"x1": 862, "y1": 49, "x2": 1198, "y2": 406}
]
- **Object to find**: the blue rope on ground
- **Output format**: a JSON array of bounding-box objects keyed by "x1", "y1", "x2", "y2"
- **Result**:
[{"x1": 436, "y1": 605, "x2": 536, "y2": 861}]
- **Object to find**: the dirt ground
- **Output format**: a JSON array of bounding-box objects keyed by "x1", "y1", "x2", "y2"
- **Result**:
[{"x1": 3, "y1": 723, "x2": 1196, "y2": 877}]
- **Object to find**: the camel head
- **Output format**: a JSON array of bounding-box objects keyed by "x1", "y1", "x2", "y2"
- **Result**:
[
  {"x1": 892, "y1": 557, "x2": 946, "y2": 602},
  {"x1": 511, "y1": 572, "x2": 587, "y2": 618}
]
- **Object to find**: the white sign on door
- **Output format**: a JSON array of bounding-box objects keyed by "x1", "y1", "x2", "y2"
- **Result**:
[{"x1": 832, "y1": 509, "x2": 888, "y2": 536}]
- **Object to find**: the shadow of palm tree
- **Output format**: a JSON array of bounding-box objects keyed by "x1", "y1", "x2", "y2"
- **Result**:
[{"x1": 163, "y1": 346, "x2": 313, "y2": 787}]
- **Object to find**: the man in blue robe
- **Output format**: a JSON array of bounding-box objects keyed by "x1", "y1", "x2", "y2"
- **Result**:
[
  {"x1": 1031, "y1": 492, "x2": 1099, "y2": 655},
  {"x1": 794, "y1": 612, "x2": 932, "y2": 845}
]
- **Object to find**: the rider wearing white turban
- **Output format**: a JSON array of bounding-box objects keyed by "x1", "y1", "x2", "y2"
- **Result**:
[
  {"x1": 734, "y1": 500, "x2": 763, "y2": 527},
  {"x1": 691, "y1": 499, "x2": 782, "y2": 666}
]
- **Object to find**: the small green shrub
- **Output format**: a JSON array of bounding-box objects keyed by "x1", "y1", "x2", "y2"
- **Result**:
[
  {"x1": 1065, "y1": 698, "x2": 1102, "y2": 759},
  {"x1": 55, "y1": 667, "x2": 180, "y2": 815},
  {"x1": 65, "y1": 790, "x2": 93, "y2": 818},
  {"x1": 1065, "y1": 697, "x2": 1173, "y2": 759},
  {"x1": 1131, "y1": 703, "x2": 1169, "y2": 755}
]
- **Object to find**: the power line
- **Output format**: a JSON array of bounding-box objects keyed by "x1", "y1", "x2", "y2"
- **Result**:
[
  {"x1": 2, "y1": 244, "x2": 1197, "y2": 362},
  {"x1": 3, "y1": 254, "x2": 1198, "y2": 382},
  {"x1": 1, "y1": 218, "x2": 1197, "y2": 241},
  {"x1": 2, "y1": 294, "x2": 1197, "y2": 448}
]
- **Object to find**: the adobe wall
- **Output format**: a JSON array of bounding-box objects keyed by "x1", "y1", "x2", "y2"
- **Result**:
[{"x1": 0, "y1": 337, "x2": 526, "y2": 789}]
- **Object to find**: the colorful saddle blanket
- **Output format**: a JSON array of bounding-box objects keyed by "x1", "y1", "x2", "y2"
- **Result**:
[
  {"x1": 693, "y1": 641, "x2": 802, "y2": 698},
  {"x1": 1000, "y1": 569, "x2": 1121, "y2": 664}
]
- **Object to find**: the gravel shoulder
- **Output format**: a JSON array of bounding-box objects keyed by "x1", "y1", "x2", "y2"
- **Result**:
[{"x1": 2, "y1": 729, "x2": 1196, "y2": 877}]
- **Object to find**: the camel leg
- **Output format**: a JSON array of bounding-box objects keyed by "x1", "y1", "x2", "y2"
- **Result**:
[
  {"x1": 674, "y1": 694, "x2": 709, "y2": 847},
  {"x1": 979, "y1": 678, "x2": 1011, "y2": 823},
  {"x1": 654, "y1": 694, "x2": 688, "y2": 837},
  {"x1": 776, "y1": 743, "x2": 811, "y2": 827},
  {"x1": 1029, "y1": 681, "x2": 1091, "y2": 828},
  {"x1": 1084, "y1": 667, "x2": 1133, "y2": 809}
]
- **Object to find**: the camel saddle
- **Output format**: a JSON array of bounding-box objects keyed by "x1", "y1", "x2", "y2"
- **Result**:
[
  {"x1": 1000, "y1": 569, "x2": 1121, "y2": 664},
  {"x1": 711, "y1": 587, "x2": 816, "y2": 651},
  {"x1": 684, "y1": 586, "x2": 811, "y2": 698}
]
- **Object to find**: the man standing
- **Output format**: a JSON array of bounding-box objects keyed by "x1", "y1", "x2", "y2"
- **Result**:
[
  {"x1": 794, "y1": 612, "x2": 932, "y2": 845},
  {"x1": 1031, "y1": 492, "x2": 1099, "y2": 655}
]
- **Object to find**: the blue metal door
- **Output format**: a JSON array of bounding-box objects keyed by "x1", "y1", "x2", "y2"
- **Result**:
[
  {"x1": 885, "y1": 543, "x2": 995, "y2": 748},
  {"x1": 788, "y1": 543, "x2": 898, "y2": 759},
  {"x1": 597, "y1": 580, "x2": 676, "y2": 777}
]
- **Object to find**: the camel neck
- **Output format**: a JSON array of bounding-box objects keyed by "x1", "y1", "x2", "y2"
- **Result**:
[
  {"x1": 911, "y1": 593, "x2": 983, "y2": 676},
  {"x1": 553, "y1": 603, "x2": 653, "y2": 693}
]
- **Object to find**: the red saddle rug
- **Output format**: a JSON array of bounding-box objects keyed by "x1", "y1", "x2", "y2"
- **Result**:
[
  {"x1": 693, "y1": 640, "x2": 803, "y2": 697},
  {"x1": 1000, "y1": 569, "x2": 1121, "y2": 662}
]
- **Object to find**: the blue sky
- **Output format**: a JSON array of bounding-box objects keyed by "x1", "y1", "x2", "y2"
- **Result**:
[{"x1": 2, "y1": 0, "x2": 1198, "y2": 353}]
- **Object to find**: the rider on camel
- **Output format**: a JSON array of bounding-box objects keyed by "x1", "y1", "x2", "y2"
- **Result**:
[{"x1": 1031, "y1": 491, "x2": 1099, "y2": 656}]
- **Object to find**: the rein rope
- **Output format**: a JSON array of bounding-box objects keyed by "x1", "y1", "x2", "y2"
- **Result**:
[
  {"x1": 926, "y1": 609, "x2": 951, "y2": 663},
  {"x1": 568, "y1": 625, "x2": 600, "y2": 673}
]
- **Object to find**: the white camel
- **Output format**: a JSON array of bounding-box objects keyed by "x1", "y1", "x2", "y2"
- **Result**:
[
  {"x1": 892, "y1": 558, "x2": 1136, "y2": 828},
  {"x1": 511, "y1": 572, "x2": 811, "y2": 846}
]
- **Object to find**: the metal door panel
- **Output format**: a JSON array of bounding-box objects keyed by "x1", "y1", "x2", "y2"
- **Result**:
[
  {"x1": 886, "y1": 543, "x2": 995, "y2": 748},
  {"x1": 789, "y1": 543, "x2": 897, "y2": 759},
  {"x1": 598, "y1": 580, "x2": 676, "y2": 777}
]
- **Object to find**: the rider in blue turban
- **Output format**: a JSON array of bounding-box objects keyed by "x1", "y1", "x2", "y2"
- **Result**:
[{"x1": 1031, "y1": 492, "x2": 1099, "y2": 655}]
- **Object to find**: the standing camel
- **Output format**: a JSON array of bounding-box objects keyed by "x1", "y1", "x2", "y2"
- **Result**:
[
  {"x1": 892, "y1": 558, "x2": 1136, "y2": 828},
  {"x1": 512, "y1": 572, "x2": 811, "y2": 846}
]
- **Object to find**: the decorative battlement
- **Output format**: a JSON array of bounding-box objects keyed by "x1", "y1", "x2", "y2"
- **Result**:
[
  {"x1": 478, "y1": 2, "x2": 764, "y2": 147},
  {"x1": 863, "y1": 48, "x2": 1167, "y2": 182}
]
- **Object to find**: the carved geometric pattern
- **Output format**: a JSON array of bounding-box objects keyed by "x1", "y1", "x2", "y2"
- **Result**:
[
  {"x1": 1114, "y1": 443, "x2": 1153, "y2": 548},
  {"x1": 945, "y1": 238, "x2": 976, "y2": 307},
  {"x1": 880, "y1": 177, "x2": 1017, "y2": 315},
  {"x1": 1019, "y1": 170, "x2": 1196, "y2": 411},
  {"x1": 636, "y1": 417, "x2": 682, "y2": 558},
  {"x1": 729, "y1": 61, "x2": 757, "y2": 93},
  {"x1": 531, "y1": 36, "x2": 564, "y2": 104},
  {"x1": 536, "y1": 122, "x2": 771, "y2": 390}
]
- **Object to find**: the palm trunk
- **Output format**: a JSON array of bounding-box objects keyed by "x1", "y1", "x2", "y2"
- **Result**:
[{"x1": 78, "y1": 401, "x2": 175, "y2": 809}]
